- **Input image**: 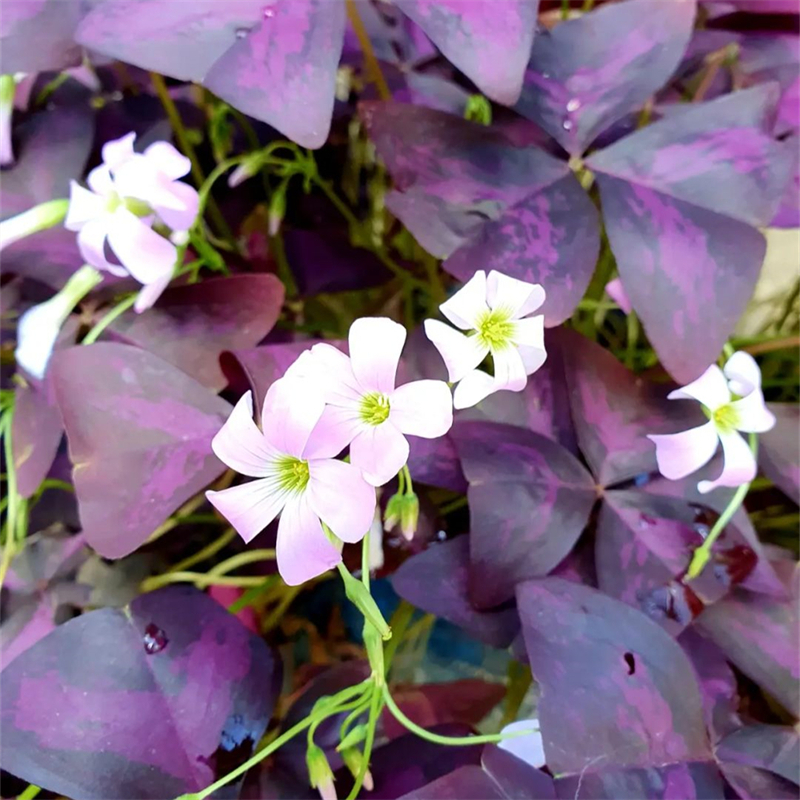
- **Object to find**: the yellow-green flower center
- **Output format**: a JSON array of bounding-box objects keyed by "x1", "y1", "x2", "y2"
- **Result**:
[
  {"x1": 276, "y1": 456, "x2": 310, "y2": 493},
  {"x1": 712, "y1": 404, "x2": 739, "y2": 433},
  {"x1": 105, "y1": 191, "x2": 152, "y2": 218},
  {"x1": 474, "y1": 308, "x2": 515, "y2": 351},
  {"x1": 360, "y1": 392, "x2": 390, "y2": 426}
]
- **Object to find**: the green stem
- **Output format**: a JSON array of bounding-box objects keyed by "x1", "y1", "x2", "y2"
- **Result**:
[
  {"x1": 345, "y1": 0, "x2": 391, "y2": 101},
  {"x1": 686, "y1": 433, "x2": 757, "y2": 579},
  {"x1": 346, "y1": 685, "x2": 382, "y2": 800},
  {"x1": 0, "y1": 408, "x2": 18, "y2": 589},
  {"x1": 82, "y1": 294, "x2": 137, "y2": 345},
  {"x1": 17, "y1": 784, "x2": 41, "y2": 800},
  {"x1": 383, "y1": 599, "x2": 416, "y2": 673}
]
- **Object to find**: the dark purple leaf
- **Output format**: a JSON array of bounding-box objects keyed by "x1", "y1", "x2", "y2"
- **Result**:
[
  {"x1": 391, "y1": 536, "x2": 520, "y2": 648},
  {"x1": 759, "y1": 403, "x2": 800, "y2": 504},
  {"x1": 516, "y1": 577, "x2": 712, "y2": 774},
  {"x1": 399, "y1": 765, "x2": 503, "y2": 799},
  {"x1": 554, "y1": 762, "x2": 725, "y2": 800},
  {"x1": 719, "y1": 762, "x2": 799, "y2": 800},
  {"x1": 393, "y1": 1, "x2": 539, "y2": 106},
  {"x1": 107, "y1": 274, "x2": 285, "y2": 391},
  {"x1": 51, "y1": 343, "x2": 231, "y2": 558},
  {"x1": 696, "y1": 577, "x2": 799, "y2": 715},
  {"x1": 0, "y1": 585, "x2": 280, "y2": 800},
  {"x1": 453, "y1": 422, "x2": 596, "y2": 609},
  {"x1": 562, "y1": 329, "x2": 696, "y2": 486},
  {"x1": 717, "y1": 724, "x2": 799, "y2": 786},
  {"x1": 708, "y1": 0, "x2": 800, "y2": 14},
  {"x1": 78, "y1": 0, "x2": 345, "y2": 148},
  {"x1": 0, "y1": 0, "x2": 84, "y2": 73},
  {"x1": 515, "y1": 0, "x2": 696, "y2": 155}
]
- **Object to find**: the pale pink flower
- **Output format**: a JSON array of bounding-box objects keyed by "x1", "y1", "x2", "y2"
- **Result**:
[
  {"x1": 64, "y1": 132, "x2": 199, "y2": 312},
  {"x1": 294, "y1": 317, "x2": 453, "y2": 487},
  {"x1": 648, "y1": 352, "x2": 775, "y2": 494},
  {"x1": 605, "y1": 277, "x2": 632, "y2": 314},
  {"x1": 424, "y1": 270, "x2": 547, "y2": 410},
  {"x1": 206, "y1": 379, "x2": 376, "y2": 586}
]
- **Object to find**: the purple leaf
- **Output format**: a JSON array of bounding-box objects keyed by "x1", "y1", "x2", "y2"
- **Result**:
[
  {"x1": 561, "y1": 329, "x2": 696, "y2": 486},
  {"x1": 107, "y1": 274, "x2": 285, "y2": 391},
  {"x1": 515, "y1": 0, "x2": 696, "y2": 155},
  {"x1": 77, "y1": 0, "x2": 345, "y2": 148},
  {"x1": 393, "y1": 0, "x2": 539, "y2": 105},
  {"x1": 391, "y1": 536, "x2": 520, "y2": 648},
  {"x1": 51, "y1": 343, "x2": 231, "y2": 558},
  {"x1": 406, "y1": 434, "x2": 467, "y2": 493},
  {"x1": 759, "y1": 403, "x2": 800, "y2": 504},
  {"x1": 0, "y1": 0, "x2": 84, "y2": 73},
  {"x1": 453, "y1": 422, "x2": 596, "y2": 609},
  {"x1": 0, "y1": 585, "x2": 280, "y2": 799},
  {"x1": 399, "y1": 765, "x2": 503, "y2": 799},
  {"x1": 554, "y1": 762, "x2": 725, "y2": 799},
  {"x1": 516, "y1": 577, "x2": 712, "y2": 774},
  {"x1": 696, "y1": 579, "x2": 800, "y2": 715},
  {"x1": 717, "y1": 724, "x2": 799, "y2": 786},
  {"x1": 442, "y1": 174, "x2": 600, "y2": 326},
  {"x1": 719, "y1": 762, "x2": 799, "y2": 800}
]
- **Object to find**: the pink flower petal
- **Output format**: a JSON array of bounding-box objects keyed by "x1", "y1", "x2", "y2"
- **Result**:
[
  {"x1": 65, "y1": 181, "x2": 105, "y2": 231},
  {"x1": 211, "y1": 391, "x2": 280, "y2": 477},
  {"x1": 143, "y1": 141, "x2": 192, "y2": 180},
  {"x1": 389, "y1": 379, "x2": 453, "y2": 438},
  {"x1": 605, "y1": 277, "x2": 632, "y2": 314},
  {"x1": 668, "y1": 364, "x2": 729, "y2": 411},
  {"x1": 106, "y1": 207, "x2": 177, "y2": 285},
  {"x1": 87, "y1": 164, "x2": 114, "y2": 196},
  {"x1": 730, "y1": 391, "x2": 776, "y2": 434},
  {"x1": 76, "y1": 216, "x2": 127, "y2": 276},
  {"x1": 486, "y1": 271, "x2": 545, "y2": 319},
  {"x1": 276, "y1": 495, "x2": 342, "y2": 585},
  {"x1": 307, "y1": 459, "x2": 376, "y2": 543},
  {"x1": 261, "y1": 376, "x2": 325, "y2": 458},
  {"x1": 648, "y1": 421, "x2": 719, "y2": 480},
  {"x1": 151, "y1": 179, "x2": 199, "y2": 232},
  {"x1": 492, "y1": 346, "x2": 528, "y2": 392},
  {"x1": 423, "y1": 318, "x2": 487, "y2": 382},
  {"x1": 133, "y1": 270, "x2": 173, "y2": 313},
  {"x1": 307, "y1": 343, "x2": 363, "y2": 404},
  {"x1": 453, "y1": 369, "x2": 495, "y2": 410},
  {"x1": 350, "y1": 422, "x2": 410, "y2": 486},
  {"x1": 206, "y1": 479, "x2": 286, "y2": 544},
  {"x1": 101, "y1": 132, "x2": 136, "y2": 171},
  {"x1": 698, "y1": 430, "x2": 757, "y2": 494},
  {"x1": 440, "y1": 270, "x2": 488, "y2": 329},
  {"x1": 723, "y1": 351, "x2": 762, "y2": 396},
  {"x1": 349, "y1": 316, "x2": 405, "y2": 394},
  {"x1": 303, "y1": 403, "x2": 364, "y2": 460}
]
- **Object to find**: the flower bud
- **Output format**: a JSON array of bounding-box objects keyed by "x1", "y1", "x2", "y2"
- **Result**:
[
  {"x1": 306, "y1": 744, "x2": 337, "y2": 800},
  {"x1": 384, "y1": 491, "x2": 419, "y2": 541},
  {"x1": 0, "y1": 198, "x2": 70, "y2": 252},
  {"x1": 341, "y1": 748, "x2": 374, "y2": 792},
  {"x1": 268, "y1": 182, "x2": 287, "y2": 237},
  {"x1": 227, "y1": 152, "x2": 265, "y2": 188},
  {"x1": 0, "y1": 74, "x2": 16, "y2": 167}
]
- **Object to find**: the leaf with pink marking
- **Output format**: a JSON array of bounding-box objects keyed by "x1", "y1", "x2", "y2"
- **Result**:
[
  {"x1": 107, "y1": 274, "x2": 285, "y2": 391},
  {"x1": 759, "y1": 403, "x2": 800, "y2": 504},
  {"x1": 393, "y1": 0, "x2": 539, "y2": 105},
  {"x1": 515, "y1": 0, "x2": 696, "y2": 155},
  {"x1": 50, "y1": 343, "x2": 231, "y2": 558},
  {"x1": 453, "y1": 422, "x2": 596, "y2": 609},
  {"x1": 516, "y1": 577, "x2": 712, "y2": 775},
  {"x1": 0, "y1": 585, "x2": 280, "y2": 800}
]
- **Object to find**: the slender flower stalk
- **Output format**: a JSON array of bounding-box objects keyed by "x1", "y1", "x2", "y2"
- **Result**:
[
  {"x1": 0, "y1": 199, "x2": 69, "y2": 252},
  {"x1": 0, "y1": 74, "x2": 16, "y2": 166}
]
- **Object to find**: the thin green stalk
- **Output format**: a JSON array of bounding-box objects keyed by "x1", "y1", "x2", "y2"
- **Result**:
[
  {"x1": 345, "y1": 0, "x2": 391, "y2": 101},
  {"x1": 207, "y1": 548, "x2": 276, "y2": 577},
  {"x1": 625, "y1": 311, "x2": 639, "y2": 369},
  {"x1": 82, "y1": 294, "x2": 137, "y2": 345},
  {"x1": 346, "y1": 685, "x2": 382, "y2": 800},
  {"x1": 0, "y1": 408, "x2": 19, "y2": 589},
  {"x1": 17, "y1": 784, "x2": 41, "y2": 800},
  {"x1": 383, "y1": 599, "x2": 416, "y2": 673}
]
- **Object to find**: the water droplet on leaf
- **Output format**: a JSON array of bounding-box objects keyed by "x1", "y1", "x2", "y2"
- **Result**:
[
  {"x1": 566, "y1": 97, "x2": 581, "y2": 113},
  {"x1": 562, "y1": 118, "x2": 573, "y2": 131},
  {"x1": 143, "y1": 623, "x2": 168, "y2": 654},
  {"x1": 235, "y1": 27, "x2": 250, "y2": 39},
  {"x1": 263, "y1": 5, "x2": 276, "y2": 18}
]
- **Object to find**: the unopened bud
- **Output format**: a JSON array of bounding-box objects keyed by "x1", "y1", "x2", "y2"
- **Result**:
[
  {"x1": 384, "y1": 492, "x2": 419, "y2": 541},
  {"x1": 227, "y1": 152, "x2": 265, "y2": 188},
  {"x1": 0, "y1": 74, "x2": 16, "y2": 167},
  {"x1": 337, "y1": 724, "x2": 367, "y2": 751},
  {"x1": 268, "y1": 182, "x2": 287, "y2": 236},
  {"x1": 0, "y1": 198, "x2": 69, "y2": 252},
  {"x1": 341, "y1": 748, "x2": 373, "y2": 792},
  {"x1": 307, "y1": 744, "x2": 337, "y2": 800}
]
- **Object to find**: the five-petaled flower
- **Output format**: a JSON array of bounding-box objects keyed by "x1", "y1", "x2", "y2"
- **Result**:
[
  {"x1": 292, "y1": 317, "x2": 454, "y2": 487},
  {"x1": 648, "y1": 352, "x2": 775, "y2": 494},
  {"x1": 65, "y1": 132, "x2": 199, "y2": 312},
  {"x1": 206, "y1": 379, "x2": 376, "y2": 586},
  {"x1": 424, "y1": 270, "x2": 547, "y2": 409}
]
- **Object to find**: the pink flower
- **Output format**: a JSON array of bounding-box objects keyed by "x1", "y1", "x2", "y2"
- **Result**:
[
  {"x1": 424, "y1": 270, "x2": 547, "y2": 409},
  {"x1": 206, "y1": 379, "x2": 376, "y2": 586},
  {"x1": 64, "y1": 132, "x2": 199, "y2": 312},
  {"x1": 294, "y1": 317, "x2": 454, "y2": 487},
  {"x1": 648, "y1": 352, "x2": 775, "y2": 494}
]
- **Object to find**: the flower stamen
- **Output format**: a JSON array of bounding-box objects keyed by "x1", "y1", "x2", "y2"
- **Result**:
[
  {"x1": 474, "y1": 308, "x2": 515, "y2": 351},
  {"x1": 276, "y1": 455, "x2": 310, "y2": 493},
  {"x1": 360, "y1": 392, "x2": 391, "y2": 425},
  {"x1": 712, "y1": 404, "x2": 739, "y2": 433}
]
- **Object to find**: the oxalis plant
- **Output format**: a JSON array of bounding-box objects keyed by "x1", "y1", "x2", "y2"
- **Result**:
[{"x1": 0, "y1": 1, "x2": 798, "y2": 799}]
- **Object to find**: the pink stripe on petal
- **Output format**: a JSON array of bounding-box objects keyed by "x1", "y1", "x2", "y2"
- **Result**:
[
  {"x1": 668, "y1": 364, "x2": 730, "y2": 411},
  {"x1": 440, "y1": 270, "x2": 488, "y2": 329},
  {"x1": 302, "y1": 403, "x2": 363, "y2": 460},
  {"x1": 349, "y1": 316, "x2": 406, "y2": 394},
  {"x1": 261, "y1": 376, "x2": 325, "y2": 458},
  {"x1": 307, "y1": 459, "x2": 376, "y2": 543},
  {"x1": 101, "y1": 132, "x2": 136, "y2": 170},
  {"x1": 648, "y1": 421, "x2": 719, "y2": 480},
  {"x1": 206, "y1": 479, "x2": 286, "y2": 544},
  {"x1": 453, "y1": 368, "x2": 495, "y2": 410},
  {"x1": 276, "y1": 495, "x2": 342, "y2": 586},
  {"x1": 698, "y1": 430, "x2": 757, "y2": 494},
  {"x1": 730, "y1": 391, "x2": 776, "y2": 434},
  {"x1": 106, "y1": 208, "x2": 177, "y2": 285},
  {"x1": 65, "y1": 181, "x2": 105, "y2": 231},
  {"x1": 350, "y1": 423, "x2": 409, "y2": 487},
  {"x1": 723, "y1": 351, "x2": 763, "y2": 397},
  {"x1": 143, "y1": 141, "x2": 192, "y2": 180},
  {"x1": 423, "y1": 318, "x2": 487, "y2": 383},
  {"x1": 487, "y1": 271, "x2": 545, "y2": 319},
  {"x1": 389, "y1": 379, "x2": 453, "y2": 438},
  {"x1": 211, "y1": 391, "x2": 280, "y2": 477}
]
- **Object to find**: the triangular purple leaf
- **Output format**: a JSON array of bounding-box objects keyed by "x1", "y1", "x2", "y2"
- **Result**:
[{"x1": 759, "y1": 403, "x2": 800, "y2": 504}]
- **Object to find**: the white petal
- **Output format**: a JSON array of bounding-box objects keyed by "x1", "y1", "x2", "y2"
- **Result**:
[
  {"x1": 498, "y1": 720, "x2": 546, "y2": 769},
  {"x1": 492, "y1": 346, "x2": 528, "y2": 392},
  {"x1": 668, "y1": 364, "x2": 730, "y2": 411},
  {"x1": 698, "y1": 430, "x2": 757, "y2": 494},
  {"x1": 307, "y1": 459, "x2": 376, "y2": 543},
  {"x1": 206, "y1": 479, "x2": 286, "y2": 544},
  {"x1": 423, "y1": 318, "x2": 487, "y2": 382},
  {"x1": 133, "y1": 270, "x2": 173, "y2": 312},
  {"x1": 648, "y1": 421, "x2": 720, "y2": 480},
  {"x1": 106, "y1": 208, "x2": 177, "y2": 285},
  {"x1": 389, "y1": 379, "x2": 453, "y2": 438},
  {"x1": 440, "y1": 270, "x2": 488, "y2": 330},
  {"x1": 87, "y1": 164, "x2": 115, "y2": 196},
  {"x1": 14, "y1": 301, "x2": 64, "y2": 379},
  {"x1": 723, "y1": 351, "x2": 762, "y2": 397},
  {"x1": 261, "y1": 376, "x2": 325, "y2": 459},
  {"x1": 143, "y1": 140, "x2": 192, "y2": 179},
  {"x1": 486, "y1": 271, "x2": 545, "y2": 319},
  {"x1": 349, "y1": 423, "x2": 410, "y2": 487},
  {"x1": 64, "y1": 181, "x2": 105, "y2": 230},
  {"x1": 76, "y1": 216, "x2": 125, "y2": 275},
  {"x1": 730, "y1": 391, "x2": 776, "y2": 434},
  {"x1": 453, "y1": 369, "x2": 495, "y2": 410},
  {"x1": 102, "y1": 131, "x2": 136, "y2": 170},
  {"x1": 307, "y1": 343, "x2": 363, "y2": 405},
  {"x1": 348, "y1": 316, "x2": 405, "y2": 394},
  {"x1": 151, "y1": 180, "x2": 200, "y2": 231}
]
